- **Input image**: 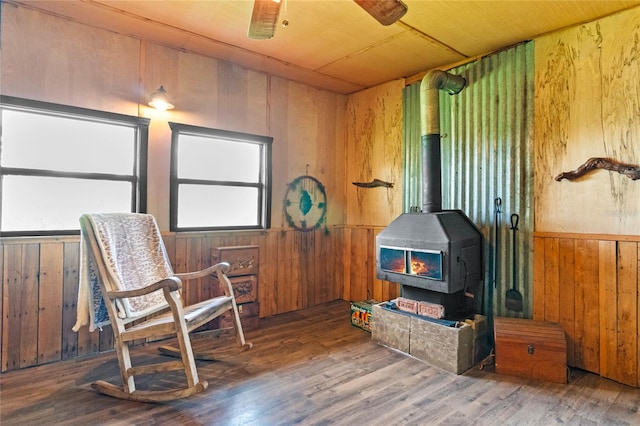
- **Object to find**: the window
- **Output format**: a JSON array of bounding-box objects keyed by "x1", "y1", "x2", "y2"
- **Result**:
[
  {"x1": 0, "y1": 96, "x2": 149, "y2": 236},
  {"x1": 169, "y1": 122, "x2": 272, "y2": 232}
]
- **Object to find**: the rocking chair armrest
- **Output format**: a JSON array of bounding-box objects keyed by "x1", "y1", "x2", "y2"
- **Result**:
[
  {"x1": 106, "y1": 277, "x2": 182, "y2": 299},
  {"x1": 173, "y1": 262, "x2": 231, "y2": 281}
]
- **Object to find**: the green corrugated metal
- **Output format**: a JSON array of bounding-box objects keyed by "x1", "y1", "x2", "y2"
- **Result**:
[
  {"x1": 402, "y1": 41, "x2": 535, "y2": 320},
  {"x1": 402, "y1": 81, "x2": 422, "y2": 213}
]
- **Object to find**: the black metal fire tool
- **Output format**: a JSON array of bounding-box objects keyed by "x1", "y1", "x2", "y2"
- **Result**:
[{"x1": 505, "y1": 213, "x2": 523, "y2": 312}]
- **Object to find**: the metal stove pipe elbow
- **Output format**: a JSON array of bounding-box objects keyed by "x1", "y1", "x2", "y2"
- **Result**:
[{"x1": 420, "y1": 70, "x2": 466, "y2": 136}]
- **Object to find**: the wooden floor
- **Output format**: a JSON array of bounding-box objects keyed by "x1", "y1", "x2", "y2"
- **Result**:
[{"x1": 1, "y1": 300, "x2": 639, "y2": 425}]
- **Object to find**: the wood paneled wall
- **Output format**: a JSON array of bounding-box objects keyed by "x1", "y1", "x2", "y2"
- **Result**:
[
  {"x1": 533, "y1": 232, "x2": 639, "y2": 388},
  {"x1": 0, "y1": 5, "x2": 400, "y2": 374},
  {"x1": 341, "y1": 226, "x2": 400, "y2": 303},
  {"x1": 345, "y1": 80, "x2": 404, "y2": 227},
  {"x1": 0, "y1": 225, "x2": 398, "y2": 372},
  {"x1": 534, "y1": 7, "x2": 640, "y2": 235}
]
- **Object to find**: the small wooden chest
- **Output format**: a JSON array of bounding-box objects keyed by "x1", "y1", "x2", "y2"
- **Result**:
[
  {"x1": 212, "y1": 275, "x2": 258, "y2": 305},
  {"x1": 212, "y1": 245, "x2": 260, "y2": 330},
  {"x1": 221, "y1": 302, "x2": 259, "y2": 330},
  {"x1": 494, "y1": 317, "x2": 567, "y2": 384},
  {"x1": 211, "y1": 245, "x2": 259, "y2": 276}
]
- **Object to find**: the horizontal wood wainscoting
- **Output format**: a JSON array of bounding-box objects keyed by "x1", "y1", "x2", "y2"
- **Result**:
[
  {"x1": 0, "y1": 225, "x2": 398, "y2": 372},
  {"x1": 533, "y1": 232, "x2": 640, "y2": 388}
]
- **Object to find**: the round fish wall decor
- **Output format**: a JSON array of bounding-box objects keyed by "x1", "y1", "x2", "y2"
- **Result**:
[{"x1": 284, "y1": 175, "x2": 327, "y2": 232}]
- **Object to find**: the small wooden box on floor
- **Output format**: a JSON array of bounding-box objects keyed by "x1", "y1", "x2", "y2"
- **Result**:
[
  {"x1": 494, "y1": 317, "x2": 567, "y2": 384},
  {"x1": 372, "y1": 303, "x2": 485, "y2": 374}
]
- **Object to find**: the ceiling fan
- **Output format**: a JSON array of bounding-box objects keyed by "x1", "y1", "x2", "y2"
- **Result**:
[{"x1": 248, "y1": 0, "x2": 408, "y2": 40}]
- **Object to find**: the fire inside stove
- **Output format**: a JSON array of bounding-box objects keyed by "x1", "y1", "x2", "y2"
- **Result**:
[{"x1": 380, "y1": 246, "x2": 443, "y2": 281}]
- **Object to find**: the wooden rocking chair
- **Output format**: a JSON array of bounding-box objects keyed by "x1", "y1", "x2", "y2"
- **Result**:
[{"x1": 74, "y1": 213, "x2": 252, "y2": 402}]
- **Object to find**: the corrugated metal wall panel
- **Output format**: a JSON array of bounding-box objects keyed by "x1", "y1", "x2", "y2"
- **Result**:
[
  {"x1": 402, "y1": 83, "x2": 422, "y2": 213},
  {"x1": 402, "y1": 41, "x2": 535, "y2": 320}
]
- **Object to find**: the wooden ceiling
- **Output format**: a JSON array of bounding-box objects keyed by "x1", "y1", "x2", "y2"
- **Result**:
[{"x1": 10, "y1": 0, "x2": 640, "y2": 94}]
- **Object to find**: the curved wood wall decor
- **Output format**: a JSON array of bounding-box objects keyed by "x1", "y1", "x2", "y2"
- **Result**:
[
  {"x1": 555, "y1": 157, "x2": 640, "y2": 181},
  {"x1": 352, "y1": 178, "x2": 394, "y2": 188}
]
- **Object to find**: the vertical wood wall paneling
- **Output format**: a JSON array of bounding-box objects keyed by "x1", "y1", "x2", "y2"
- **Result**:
[
  {"x1": 2, "y1": 245, "x2": 21, "y2": 371},
  {"x1": 37, "y1": 243, "x2": 64, "y2": 365},
  {"x1": 186, "y1": 236, "x2": 203, "y2": 305},
  {"x1": 599, "y1": 240, "x2": 618, "y2": 382},
  {"x1": 535, "y1": 234, "x2": 639, "y2": 387},
  {"x1": 341, "y1": 227, "x2": 352, "y2": 302},
  {"x1": 616, "y1": 241, "x2": 638, "y2": 387},
  {"x1": 371, "y1": 228, "x2": 385, "y2": 302},
  {"x1": 262, "y1": 230, "x2": 279, "y2": 317},
  {"x1": 61, "y1": 242, "x2": 79, "y2": 360},
  {"x1": 20, "y1": 244, "x2": 40, "y2": 369},
  {"x1": 341, "y1": 226, "x2": 399, "y2": 304},
  {"x1": 543, "y1": 238, "x2": 560, "y2": 322},
  {"x1": 200, "y1": 235, "x2": 215, "y2": 303},
  {"x1": 574, "y1": 239, "x2": 600, "y2": 374},
  {"x1": 299, "y1": 232, "x2": 310, "y2": 308},
  {"x1": 282, "y1": 230, "x2": 298, "y2": 312},
  {"x1": 532, "y1": 237, "x2": 546, "y2": 321},
  {"x1": 316, "y1": 229, "x2": 341, "y2": 304},
  {"x1": 348, "y1": 227, "x2": 370, "y2": 302},
  {"x1": 372, "y1": 227, "x2": 400, "y2": 303},
  {"x1": 558, "y1": 238, "x2": 576, "y2": 366},
  {"x1": 576, "y1": 239, "x2": 600, "y2": 373}
]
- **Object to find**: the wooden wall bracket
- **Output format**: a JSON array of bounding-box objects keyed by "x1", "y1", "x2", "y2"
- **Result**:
[{"x1": 555, "y1": 157, "x2": 640, "y2": 181}]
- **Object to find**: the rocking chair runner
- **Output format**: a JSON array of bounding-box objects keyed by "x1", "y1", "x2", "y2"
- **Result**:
[{"x1": 73, "y1": 213, "x2": 252, "y2": 402}]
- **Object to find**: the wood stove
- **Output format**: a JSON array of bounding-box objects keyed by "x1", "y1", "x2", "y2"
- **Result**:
[
  {"x1": 375, "y1": 70, "x2": 484, "y2": 319},
  {"x1": 377, "y1": 210, "x2": 482, "y2": 294}
]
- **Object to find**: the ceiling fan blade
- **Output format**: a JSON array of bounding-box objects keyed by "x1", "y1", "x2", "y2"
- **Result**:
[
  {"x1": 353, "y1": 0, "x2": 408, "y2": 26},
  {"x1": 248, "y1": 0, "x2": 282, "y2": 39}
]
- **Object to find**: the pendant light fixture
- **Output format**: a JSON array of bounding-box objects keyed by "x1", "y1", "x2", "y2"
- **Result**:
[{"x1": 148, "y1": 86, "x2": 174, "y2": 111}]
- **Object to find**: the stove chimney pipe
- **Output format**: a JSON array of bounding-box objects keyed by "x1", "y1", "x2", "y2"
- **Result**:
[{"x1": 420, "y1": 70, "x2": 466, "y2": 213}]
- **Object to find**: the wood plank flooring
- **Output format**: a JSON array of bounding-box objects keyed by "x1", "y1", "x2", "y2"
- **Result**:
[{"x1": 1, "y1": 300, "x2": 639, "y2": 425}]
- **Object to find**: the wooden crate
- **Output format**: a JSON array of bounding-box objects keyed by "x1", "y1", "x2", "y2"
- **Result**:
[
  {"x1": 409, "y1": 315, "x2": 474, "y2": 374},
  {"x1": 372, "y1": 303, "x2": 481, "y2": 374},
  {"x1": 494, "y1": 317, "x2": 567, "y2": 384},
  {"x1": 372, "y1": 303, "x2": 411, "y2": 353}
]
